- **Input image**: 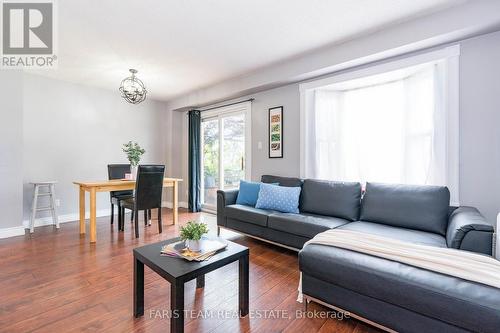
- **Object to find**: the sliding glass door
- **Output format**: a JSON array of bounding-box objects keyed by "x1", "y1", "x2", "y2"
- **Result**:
[
  {"x1": 201, "y1": 118, "x2": 220, "y2": 207},
  {"x1": 201, "y1": 104, "x2": 251, "y2": 210}
]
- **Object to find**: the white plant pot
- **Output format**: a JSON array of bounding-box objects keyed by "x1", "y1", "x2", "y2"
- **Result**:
[
  {"x1": 131, "y1": 165, "x2": 138, "y2": 180},
  {"x1": 185, "y1": 239, "x2": 201, "y2": 252}
]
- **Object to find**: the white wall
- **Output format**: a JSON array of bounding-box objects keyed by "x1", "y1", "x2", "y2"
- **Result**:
[
  {"x1": 171, "y1": 84, "x2": 300, "y2": 205},
  {"x1": 166, "y1": 0, "x2": 500, "y2": 111},
  {"x1": 459, "y1": 30, "x2": 500, "y2": 224},
  {"x1": 169, "y1": 29, "x2": 500, "y2": 225},
  {"x1": 249, "y1": 85, "x2": 301, "y2": 180},
  {"x1": 21, "y1": 74, "x2": 169, "y2": 225},
  {"x1": 167, "y1": 110, "x2": 187, "y2": 204},
  {"x1": 0, "y1": 72, "x2": 24, "y2": 230}
]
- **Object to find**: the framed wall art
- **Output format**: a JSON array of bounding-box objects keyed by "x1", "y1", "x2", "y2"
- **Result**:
[{"x1": 268, "y1": 106, "x2": 283, "y2": 158}]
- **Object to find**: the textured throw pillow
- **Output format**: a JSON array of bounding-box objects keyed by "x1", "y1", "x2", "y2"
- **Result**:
[
  {"x1": 236, "y1": 180, "x2": 263, "y2": 206},
  {"x1": 255, "y1": 183, "x2": 301, "y2": 213}
]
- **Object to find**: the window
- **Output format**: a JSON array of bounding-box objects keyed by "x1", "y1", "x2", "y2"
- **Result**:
[
  {"x1": 300, "y1": 46, "x2": 459, "y2": 204},
  {"x1": 200, "y1": 102, "x2": 252, "y2": 210}
]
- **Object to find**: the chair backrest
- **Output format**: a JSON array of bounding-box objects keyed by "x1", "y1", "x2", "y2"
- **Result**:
[
  {"x1": 107, "y1": 164, "x2": 132, "y2": 199},
  {"x1": 134, "y1": 165, "x2": 165, "y2": 210}
]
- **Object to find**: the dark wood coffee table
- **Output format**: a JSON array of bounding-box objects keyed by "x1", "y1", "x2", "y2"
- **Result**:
[{"x1": 133, "y1": 237, "x2": 249, "y2": 333}]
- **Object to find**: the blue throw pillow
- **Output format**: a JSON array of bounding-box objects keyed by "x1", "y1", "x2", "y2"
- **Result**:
[
  {"x1": 236, "y1": 180, "x2": 263, "y2": 206},
  {"x1": 255, "y1": 183, "x2": 301, "y2": 213}
]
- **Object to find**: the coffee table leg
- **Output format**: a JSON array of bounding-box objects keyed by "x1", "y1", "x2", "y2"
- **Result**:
[
  {"x1": 134, "y1": 258, "x2": 144, "y2": 317},
  {"x1": 239, "y1": 253, "x2": 249, "y2": 317},
  {"x1": 171, "y1": 280, "x2": 184, "y2": 333},
  {"x1": 196, "y1": 275, "x2": 205, "y2": 288}
]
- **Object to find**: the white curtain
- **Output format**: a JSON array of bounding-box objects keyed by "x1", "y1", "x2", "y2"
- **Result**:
[{"x1": 307, "y1": 63, "x2": 447, "y2": 187}]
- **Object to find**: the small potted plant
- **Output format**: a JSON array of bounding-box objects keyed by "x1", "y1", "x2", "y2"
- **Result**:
[
  {"x1": 122, "y1": 141, "x2": 145, "y2": 179},
  {"x1": 180, "y1": 221, "x2": 209, "y2": 252}
]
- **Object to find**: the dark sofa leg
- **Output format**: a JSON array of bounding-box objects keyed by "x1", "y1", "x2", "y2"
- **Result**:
[{"x1": 217, "y1": 226, "x2": 220, "y2": 236}]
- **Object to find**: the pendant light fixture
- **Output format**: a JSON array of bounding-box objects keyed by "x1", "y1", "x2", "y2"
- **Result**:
[{"x1": 119, "y1": 69, "x2": 147, "y2": 104}]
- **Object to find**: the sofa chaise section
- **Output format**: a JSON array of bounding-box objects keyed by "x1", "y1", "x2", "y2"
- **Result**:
[
  {"x1": 299, "y1": 182, "x2": 496, "y2": 333},
  {"x1": 300, "y1": 246, "x2": 500, "y2": 333}
]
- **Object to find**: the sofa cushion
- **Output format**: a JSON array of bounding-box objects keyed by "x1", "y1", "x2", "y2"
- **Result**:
[
  {"x1": 261, "y1": 175, "x2": 303, "y2": 187},
  {"x1": 268, "y1": 212, "x2": 348, "y2": 239},
  {"x1": 255, "y1": 183, "x2": 301, "y2": 213},
  {"x1": 338, "y1": 221, "x2": 447, "y2": 247},
  {"x1": 299, "y1": 245, "x2": 500, "y2": 333},
  {"x1": 225, "y1": 204, "x2": 275, "y2": 227},
  {"x1": 226, "y1": 218, "x2": 309, "y2": 249},
  {"x1": 236, "y1": 180, "x2": 270, "y2": 207},
  {"x1": 301, "y1": 179, "x2": 361, "y2": 221},
  {"x1": 360, "y1": 182, "x2": 450, "y2": 235}
]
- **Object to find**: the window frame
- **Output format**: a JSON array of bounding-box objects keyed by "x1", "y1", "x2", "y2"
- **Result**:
[
  {"x1": 299, "y1": 45, "x2": 460, "y2": 205},
  {"x1": 199, "y1": 101, "x2": 252, "y2": 212}
]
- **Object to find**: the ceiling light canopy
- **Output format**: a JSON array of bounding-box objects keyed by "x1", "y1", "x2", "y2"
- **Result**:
[{"x1": 119, "y1": 69, "x2": 147, "y2": 104}]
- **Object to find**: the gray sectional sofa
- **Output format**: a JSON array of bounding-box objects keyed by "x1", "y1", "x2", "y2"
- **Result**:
[{"x1": 217, "y1": 175, "x2": 499, "y2": 333}]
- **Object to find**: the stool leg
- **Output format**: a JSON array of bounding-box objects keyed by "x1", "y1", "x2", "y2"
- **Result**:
[
  {"x1": 111, "y1": 204, "x2": 114, "y2": 225},
  {"x1": 29, "y1": 185, "x2": 39, "y2": 233},
  {"x1": 49, "y1": 184, "x2": 59, "y2": 229},
  {"x1": 144, "y1": 210, "x2": 148, "y2": 226}
]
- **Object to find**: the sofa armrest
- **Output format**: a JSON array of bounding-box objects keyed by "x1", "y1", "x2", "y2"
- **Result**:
[
  {"x1": 446, "y1": 206, "x2": 494, "y2": 255},
  {"x1": 217, "y1": 189, "x2": 239, "y2": 226}
]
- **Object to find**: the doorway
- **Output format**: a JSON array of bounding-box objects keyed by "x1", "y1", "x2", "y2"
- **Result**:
[{"x1": 200, "y1": 102, "x2": 251, "y2": 211}]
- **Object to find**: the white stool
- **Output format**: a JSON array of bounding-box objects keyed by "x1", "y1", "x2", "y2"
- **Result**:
[{"x1": 29, "y1": 181, "x2": 59, "y2": 233}]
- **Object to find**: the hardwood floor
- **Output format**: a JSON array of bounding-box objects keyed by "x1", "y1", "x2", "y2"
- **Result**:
[{"x1": 0, "y1": 209, "x2": 379, "y2": 333}]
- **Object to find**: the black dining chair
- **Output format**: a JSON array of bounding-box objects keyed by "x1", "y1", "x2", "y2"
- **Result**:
[
  {"x1": 120, "y1": 165, "x2": 165, "y2": 238},
  {"x1": 107, "y1": 164, "x2": 134, "y2": 227}
]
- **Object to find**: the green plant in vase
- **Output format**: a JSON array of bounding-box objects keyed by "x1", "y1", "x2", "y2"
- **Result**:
[
  {"x1": 122, "y1": 141, "x2": 145, "y2": 179},
  {"x1": 180, "y1": 221, "x2": 209, "y2": 252}
]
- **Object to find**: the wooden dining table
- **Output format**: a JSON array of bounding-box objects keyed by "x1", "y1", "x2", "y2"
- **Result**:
[{"x1": 73, "y1": 178, "x2": 183, "y2": 243}]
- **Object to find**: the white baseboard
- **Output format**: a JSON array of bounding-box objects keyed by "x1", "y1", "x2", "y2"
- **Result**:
[
  {"x1": 20, "y1": 202, "x2": 187, "y2": 230},
  {"x1": 0, "y1": 209, "x2": 112, "y2": 240},
  {"x1": 21, "y1": 208, "x2": 112, "y2": 229},
  {"x1": 162, "y1": 201, "x2": 188, "y2": 209},
  {"x1": 0, "y1": 226, "x2": 26, "y2": 239},
  {"x1": 1, "y1": 203, "x2": 190, "y2": 240}
]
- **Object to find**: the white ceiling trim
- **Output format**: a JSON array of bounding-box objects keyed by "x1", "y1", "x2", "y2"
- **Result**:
[{"x1": 167, "y1": 0, "x2": 500, "y2": 111}]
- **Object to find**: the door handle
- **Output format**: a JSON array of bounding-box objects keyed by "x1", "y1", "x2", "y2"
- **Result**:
[{"x1": 241, "y1": 157, "x2": 244, "y2": 171}]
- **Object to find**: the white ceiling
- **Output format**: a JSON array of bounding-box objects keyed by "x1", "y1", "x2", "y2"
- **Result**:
[{"x1": 32, "y1": 0, "x2": 465, "y2": 101}]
